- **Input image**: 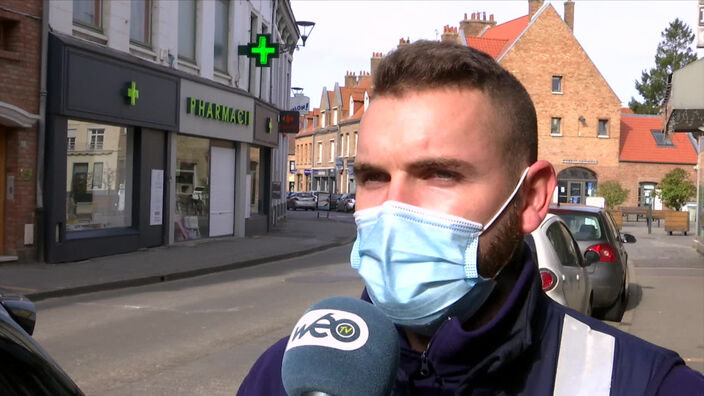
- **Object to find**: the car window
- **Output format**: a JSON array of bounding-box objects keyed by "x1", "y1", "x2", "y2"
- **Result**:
[
  {"x1": 546, "y1": 222, "x2": 578, "y2": 267},
  {"x1": 556, "y1": 213, "x2": 603, "y2": 240},
  {"x1": 558, "y1": 223, "x2": 582, "y2": 266}
]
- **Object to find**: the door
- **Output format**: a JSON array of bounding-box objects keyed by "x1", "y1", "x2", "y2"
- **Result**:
[
  {"x1": 209, "y1": 146, "x2": 236, "y2": 237},
  {"x1": 568, "y1": 182, "x2": 582, "y2": 204},
  {"x1": 557, "y1": 223, "x2": 588, "y2": 311}
]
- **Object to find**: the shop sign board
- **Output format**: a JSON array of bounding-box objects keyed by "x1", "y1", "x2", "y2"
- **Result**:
[{"x1": 179, "y1": 79, "x2": 254, "y2": 142}]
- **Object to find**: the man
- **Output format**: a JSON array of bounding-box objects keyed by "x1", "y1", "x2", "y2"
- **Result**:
[{"x1": 238, "y1": 41, "x2": 704, "y2": 394}]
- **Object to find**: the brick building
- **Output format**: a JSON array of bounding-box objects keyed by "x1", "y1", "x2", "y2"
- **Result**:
[
  {"x1": 0, "y1": 0, "x2": 42, "y2": 262},
  {"x1": 619, "y1": 113, "x2": 698, "y2": 208}
]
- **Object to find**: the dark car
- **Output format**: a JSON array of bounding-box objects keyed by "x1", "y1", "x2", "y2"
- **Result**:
[
  {"x1": 335, "y1": 193, "x2": 356, "y2": 212},
  {"x1": 549, "y1": 204, "x2": 636, "y2": 321},
  {"x1": 328, "y1": 194, "x2": 343, "y2": 211},
  {"x1": 0, "y1": 292, "x2": 83, "y2": 395}
]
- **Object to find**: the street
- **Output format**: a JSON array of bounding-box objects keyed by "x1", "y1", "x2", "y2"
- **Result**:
[{"x1": 31, "y1": 213, "x2": 703, "y2": 394}]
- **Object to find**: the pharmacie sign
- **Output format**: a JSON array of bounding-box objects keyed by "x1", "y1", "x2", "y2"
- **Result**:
[{"x1": 186, "y1": 97, "x2": 251, "y2": 126}]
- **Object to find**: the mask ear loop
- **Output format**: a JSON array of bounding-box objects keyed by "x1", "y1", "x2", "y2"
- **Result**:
[{"x1": 481, "y1": 167, "x2": 530, "y2": 235}]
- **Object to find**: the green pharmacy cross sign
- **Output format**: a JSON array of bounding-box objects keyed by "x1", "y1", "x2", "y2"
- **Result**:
[
  {"x1": 126, "y1": 81, "x2": 139, "y2": 106},
  {"x1": 238, "y1": 34, "x2": 279, "y2": 67}
]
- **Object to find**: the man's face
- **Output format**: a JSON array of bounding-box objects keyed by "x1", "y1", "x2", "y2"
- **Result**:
[{"x1": 355, "y1": 88, "x2": 523, "y2": 276}]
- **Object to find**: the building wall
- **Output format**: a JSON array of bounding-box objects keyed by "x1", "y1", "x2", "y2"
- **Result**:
[
  {"x1": 616, "y1": 162, "x2": 697, "y2": 207},
  {"x1": 0, "y1": 0, "x2": 42, "y2": 260},
  {"x1": 500, "y1": 5, "x2": 622, "y2": 181}
]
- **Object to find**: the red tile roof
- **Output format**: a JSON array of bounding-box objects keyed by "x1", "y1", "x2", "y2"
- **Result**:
[
  {"x1": 619, "y1": 114, "x2": 697, "y2": 164},
  {"x1": 465, "y1": 15, "x2": 530, "y2": 59}
]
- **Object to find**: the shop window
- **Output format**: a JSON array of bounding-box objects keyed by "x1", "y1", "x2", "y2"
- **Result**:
[
  {"x1": 175, "y1": 135, "x2": 210, "y2": 241},
  {"x1": 73, "y1": 0, "x2": 102, "y2": 31},
  {"x1": 214, "y1": 0, "x2": 229, "y2": 72},
  {"x1": 551, "y1": 117, "x2": 561, "y2": 136},
  {"x1": 66, "y1": 120, "x2": 133, "y2": 232},
  {"x1": 130, "y1": 0, "x2": 152, "y2": 46},
  {"x1": 178, "y1": 0, "x2": 196, "y2": 61},
  {"x1": 650, "y1": 129, "x2": 675, "y2": 147},
  {"x1": 552, "y1": 76, "x2": 562, "y2": 93},
  {"x1": 598, "y1": 119, "x2": 609, "y2": 137}
]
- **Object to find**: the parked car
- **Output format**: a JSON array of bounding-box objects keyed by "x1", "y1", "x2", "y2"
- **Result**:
[
  {"x1": 0, "y1": 292, "x2": 83, "y2": 395},
  {"x1": 287, "y1": 192, "x2": 317, "y2": 211},
  {"x1": 335, "y1": 193, "x2": 356, "y2": 212},
  {"x1": 525, "y1": 214, "x2": 596, "y2": 316},
  {"x1": 312, "y1": 191, "x2": 332, "y2": 210},
  {"x1": 328, "y1": 194, "x2": 343, "y2": 211},
  {"x1": 549, "y1": 204, "x2": 637, "y2": 321}
]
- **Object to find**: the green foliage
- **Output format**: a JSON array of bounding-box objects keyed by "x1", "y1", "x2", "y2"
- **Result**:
[
  {"x1": 629, "y1": 18, "x2": 697, "y2": 114},
  {"x1": 598, "y1": 181, "x2": 629, "y2": 210},
  {"x1": 657, "y1": 168, "x2": 696, "y2": 211}
]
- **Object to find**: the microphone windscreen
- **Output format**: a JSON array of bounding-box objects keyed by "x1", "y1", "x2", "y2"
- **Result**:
[{"x1": 281, "y1": 296, "x2": 400, "y2": 396}]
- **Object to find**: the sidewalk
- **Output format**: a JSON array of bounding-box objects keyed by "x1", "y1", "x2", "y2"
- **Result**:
[{"x1": 0, "y1": 213, "x2": 357, "y2": 301}]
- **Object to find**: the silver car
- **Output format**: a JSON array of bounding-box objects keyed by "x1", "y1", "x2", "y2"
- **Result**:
[
  {"x1": 525, "y1": 214, "x2": 596, "y2": 316},
  {"x1": 549, "y1": 205, "x2": 636, "y2": 322}
]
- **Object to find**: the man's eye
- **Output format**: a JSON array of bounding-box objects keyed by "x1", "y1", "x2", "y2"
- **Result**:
[
  {"x1": 359, "y1": 172, "x2": 390, "y2": 184},
  {"x1": 424, "y1": 169, "x2": 461, "y2": 181}
]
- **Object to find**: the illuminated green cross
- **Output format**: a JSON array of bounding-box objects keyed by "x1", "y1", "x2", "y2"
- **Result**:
[
  {"x1": 127, "y1": 81, "x2": 139, "y2": 106},
  {"x1": 238, "y1": 34, "x2": 280, "y2": 67}
]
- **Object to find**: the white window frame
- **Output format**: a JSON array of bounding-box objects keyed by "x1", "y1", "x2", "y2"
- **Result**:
[
  {"x1": 317, "y1": 142, "x2": 323, "y2": 164},
  {"x1": 354, "y1": 132, "x2": 358, "y2": 155},
  {"x1": 333, "y1": 109, "x2": 338, "y2": 125},
  {"x1": 597, "y1": 119, "x2": 609, "y2": 138},
  {"x1": 89, "y1": 128, "x2": 105, "y2": 150},
  {"x1": 349, "y1": 96, "x2": 354, "y2": 117},
  {"x1": 550, "y1": 117, "x2": 562, "y2": 137},
  {"x1": 552, "y1": 76, "x2": 563, "y2": 94},
  {"x1": 346, "y1": 134, "x2": 350, "y2": 156},
  {"x1": 330, "y1": 139, "x2": 335, "y2": 162}
]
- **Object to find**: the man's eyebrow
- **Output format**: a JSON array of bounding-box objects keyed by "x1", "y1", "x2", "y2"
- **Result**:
[
  {"x1": 406, "y1": 158, "x2": 476, "y2": 172},
  {"x1": 353, "y1": 162, "x2": 384, "y2": 174}
]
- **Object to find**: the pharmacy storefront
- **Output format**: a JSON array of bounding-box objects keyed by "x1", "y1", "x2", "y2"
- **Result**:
[{"x1": 175, "y1": 79, "x2": 255, "y2": 242}]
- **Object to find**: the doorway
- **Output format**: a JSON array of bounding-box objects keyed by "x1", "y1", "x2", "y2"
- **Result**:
[
  {"x1": 557, "y1": 167, "x2": 597, "y2": 204},
  {"x1": 209, "y1": 146, "x2": 236, "y2": 237}
]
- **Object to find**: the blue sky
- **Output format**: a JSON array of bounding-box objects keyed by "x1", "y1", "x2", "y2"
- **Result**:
[{"x1": 290, "y1": 1, "x2": 703, "y2": 108}]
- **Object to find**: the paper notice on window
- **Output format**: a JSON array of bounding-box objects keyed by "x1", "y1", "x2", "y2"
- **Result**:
[{"x1": 150, "y1": 169, "x2": 164, "y2": 226}]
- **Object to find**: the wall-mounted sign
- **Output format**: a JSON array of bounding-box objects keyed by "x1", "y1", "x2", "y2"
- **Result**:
[
  {"x1": 279, "y1": 111, "x2": 300, "y2": 134},
  {"x1": 238, "y1": 34, "x2": 280, "y2": 67},
  {"x1": 126, "y1": 81, "x2": 139, "y2": 106},
  {"x1": 290, "y1": 94, "x2": 310, "y2": 115},
  {"x1": 562, "y1": 159, "x2": 598, "y2": 165},
  {"x1": 304, "y1": 169, "x2": 311, "y2": 175},
  {"x1": 186, "y1": 97, "x2": 251, "y2": 126}
]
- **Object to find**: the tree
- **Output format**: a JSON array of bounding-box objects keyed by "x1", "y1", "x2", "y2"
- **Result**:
[
  {"x1": 598, "y1": 181, "x2": 629, "y2": 210},
  {"x1": 629, "y1": 18, "x2": 697, "y2": 114},
  {"x1": 657, "y1": 168, "x2": 696, "y2": 211}
]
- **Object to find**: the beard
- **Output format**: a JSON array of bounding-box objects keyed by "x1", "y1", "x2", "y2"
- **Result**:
[{"x1": 477, "y1": 195, "x2": 524, "y2": 279}]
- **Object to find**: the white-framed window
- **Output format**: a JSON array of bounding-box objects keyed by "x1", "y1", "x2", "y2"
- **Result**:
[
  {"x1": 317, "y1": 142, "x2": 323, "y2": 163},
  {"x1": 330, "y1": 139, "x2": 335, "y2": 162},
  {"x1": 89, "y1": 128, "x2": 105, "y2": 150},
  {"x1": 333, "y1": 109, "x2": 338, "y2": 125},
  {"x1": 552, "y1": 76, "x2": 562, "y2": 93},
  {"x1": 550, "y1": 117, "x2": 562, "y2": 136},
  {"x1": 313, "y1": 116, "x2": 318, "y2": 128},
  {"x1": 73, "y1": 0, "x2": 102, "y2": 31},
  {"x1": 354, "y1": 132, "x2": 358, "y2": 155},
  {"x1": 67, "y1": 127, "x2": 77, "y2": 151},
  {"x1": 597, "y1": 119, "x2": 609, "y2": 137},
  {"x1": 321, "y1": 112, "x2": 326, "y2": 128},
  {"x1": 130, "y1": 0, "x2": 152, "y2": 46},
  {"x1": 213, "y1": 0, "x2": 229, "y2": 72},
  {"x1": 364, "y1": 92, "x2": 370, "y2": 111},
  {"x1": 92, "y1": 162, "x2": 104, "y2": 189},
  {"x1": 178, "y1": 0, "x2": 196, "y2": 61},
  {"x1": 349, "y1": 96, "x2": 354, "y2": 117},
  {"x1": 340, "y1": 134, "x2": 345, "y2": 158},
  {"x1": 346, "y1": 134, "x2": 350, "y2": 156}
]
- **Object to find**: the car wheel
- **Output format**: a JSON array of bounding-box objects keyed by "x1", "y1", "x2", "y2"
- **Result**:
[{"x1": 601, "y1": 283, "x2": 627, "y2": 322}]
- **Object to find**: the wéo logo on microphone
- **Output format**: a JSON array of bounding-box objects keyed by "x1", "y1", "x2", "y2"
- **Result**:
[{"x1": 285, "y1": 309, "x2": 370, "y2": 351}]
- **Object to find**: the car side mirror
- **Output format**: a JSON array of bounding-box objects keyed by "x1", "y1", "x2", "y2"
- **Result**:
[
  {"x1": 622, "y1": 233, "x2": 636, "y2": 243},
  {"x1": 584, "y1": 250, "x2": 600, "y2": 266},
  {"x1": 0, "y1": 293, "x2": 36, "y2": 335}
]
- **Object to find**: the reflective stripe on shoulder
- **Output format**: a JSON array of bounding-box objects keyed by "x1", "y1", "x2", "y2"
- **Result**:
[{"x1": 553, "y1": 314, "x2": 615, "y2": 396}]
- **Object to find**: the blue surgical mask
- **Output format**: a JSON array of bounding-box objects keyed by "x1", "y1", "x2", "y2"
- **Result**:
[{"x1": 350, "y1": 168, "x2": 529, "y2": 335}]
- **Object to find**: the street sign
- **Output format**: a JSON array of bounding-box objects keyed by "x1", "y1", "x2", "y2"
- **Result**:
[{"x1": 238, "y1": 34, "x2": 280, "y2": 67}]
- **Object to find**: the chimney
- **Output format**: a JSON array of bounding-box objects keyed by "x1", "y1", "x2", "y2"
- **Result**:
[
  {"x1": 563, "y1": 0, "x2": 574, "y2": 32},
  {"x1": 397, "y1": 37, "x2": 410, "y2": 49},
  {"x1": 370, "y1": 52, "x2": 382, "y2": 78},
  {"x1": 459, "y1": 11, "x2": 497, "y2": 37},
  {"x1": 441, "y1": 25, "x2": 460, "y2": 43},
  {"x1": 529, "y1": 0, "x2": 544, "y2": 19},
  {"x1": 344, "y1": 71, "x2": 358, "y2": 88}
]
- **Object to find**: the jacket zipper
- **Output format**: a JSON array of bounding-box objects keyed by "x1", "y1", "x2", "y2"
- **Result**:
[{"x1": 418, "y1": 317, "x2": 452, "y2": 377}]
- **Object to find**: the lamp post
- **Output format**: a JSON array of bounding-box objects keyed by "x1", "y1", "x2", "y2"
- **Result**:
[{"x1": 281, "y1": 21, "x2": 316, "y2": 54}]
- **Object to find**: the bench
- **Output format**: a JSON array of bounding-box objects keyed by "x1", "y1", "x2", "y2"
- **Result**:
[{"x1": 619, "y1": 206, "x2": 649, "y2": 222}]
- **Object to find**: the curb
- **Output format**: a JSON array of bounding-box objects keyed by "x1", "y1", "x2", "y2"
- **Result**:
[{"x1": 26, "y1": 236, "x2": 356, "y2": 302}]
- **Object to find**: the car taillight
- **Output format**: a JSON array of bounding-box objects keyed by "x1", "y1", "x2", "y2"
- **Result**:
[
  {"x1": 540, "y1": 269, "x2": 557, "y2": 292},
  {"x1": 586, "y1": 243, "x2": 617, "y2": 262}
]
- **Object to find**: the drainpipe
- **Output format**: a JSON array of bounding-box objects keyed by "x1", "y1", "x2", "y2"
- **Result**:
[{"x1": 35, "y1": 2, "x2": 49, "y2": 262}]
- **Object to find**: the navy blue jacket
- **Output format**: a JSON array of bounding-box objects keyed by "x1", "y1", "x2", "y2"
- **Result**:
[{"x1": 238, "y1": 249, "x2": 704, "y2": 395}]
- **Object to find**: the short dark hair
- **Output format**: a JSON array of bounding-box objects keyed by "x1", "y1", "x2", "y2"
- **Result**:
[{"x1": 372, "y1": 40, "x2": 537, "y2": 174}]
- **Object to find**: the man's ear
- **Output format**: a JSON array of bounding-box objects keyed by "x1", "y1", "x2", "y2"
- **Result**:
[{"x1": 520, "y1": 160, "x2": 556, "y2": 234}]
